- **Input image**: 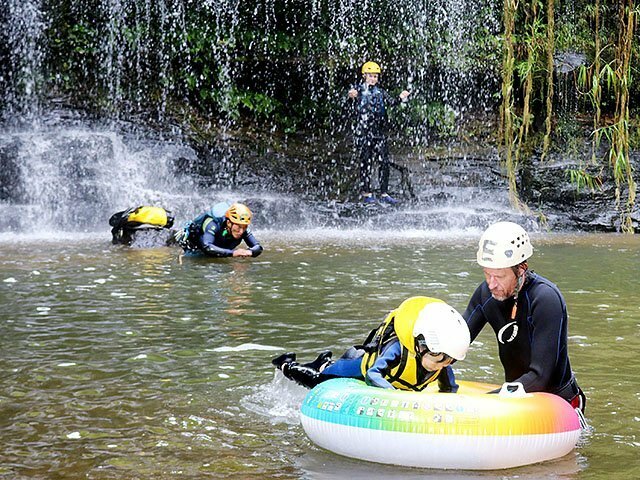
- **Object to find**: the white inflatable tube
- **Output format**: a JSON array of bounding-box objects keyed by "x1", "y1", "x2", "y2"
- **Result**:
[{"x1": 300, "y1": 378, "x2": 581, "y2": 470}]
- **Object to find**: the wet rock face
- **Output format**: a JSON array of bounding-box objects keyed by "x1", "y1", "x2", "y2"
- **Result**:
[
  {"x1": 182, "y1": 126, "x2": 638, "y2": 233},
  {"x1": 519, "y1": 153, "x2": 640, "y2": 232},
  {"x1": 1, "y1": 116, "x2": 636, "y2": 234}
]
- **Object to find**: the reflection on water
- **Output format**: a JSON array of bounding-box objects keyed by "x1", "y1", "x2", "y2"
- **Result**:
[{"x1": 0, "y1": 233, "x2": 638, "y2": 479}]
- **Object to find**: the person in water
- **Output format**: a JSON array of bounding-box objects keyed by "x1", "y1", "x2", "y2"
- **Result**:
[
  {"x1": 463, "y1": 221, "x2": 586, "y2": 414},
  {"x1": 174, "y1": 202, "x2": 263, "y2": 258},
  {"x1": 109, "y1": 205, "x2": 174, "y2": 245},
  {"x1": 347, "y1": 61, "x2": 410, "y2": 205},
  {"x1": 272, "y1": 296, "x2": 470, "y2": 391}
]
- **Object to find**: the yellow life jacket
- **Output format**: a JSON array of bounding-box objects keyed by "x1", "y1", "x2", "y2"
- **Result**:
[
  {"x1": 360, "y1": 296, "x2": 445, "y2": 391},
  {"x1": 126, "y1": 206, "x2": 171, "y2": 228}
]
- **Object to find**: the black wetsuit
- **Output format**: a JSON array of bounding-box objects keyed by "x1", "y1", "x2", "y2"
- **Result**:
[
  {"x1": 180, "y1": 214, "x2": 263, "y2": 258},
  {"x1": 463, "y1": 271, "x2": 585, "y2": 409},
  {"x1": 350, "y1": 83, "x2": 402, "y2": 195}
]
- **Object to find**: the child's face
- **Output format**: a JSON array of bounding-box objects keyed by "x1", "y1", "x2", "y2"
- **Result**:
[
  {"x1": 419, "y1": 350, "x2": 453, "y2": 371},
  {"x1": 364, "y1": 73, "x2": 379, "y2": 86}
]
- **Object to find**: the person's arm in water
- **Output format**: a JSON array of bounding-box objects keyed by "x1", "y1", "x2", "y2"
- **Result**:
[
  {"x1": 242, "y1": 230, "x2": 263, "y2": 257},
  {"x1": 200, "y1": 221, "x2": 235, "y2": 257}
]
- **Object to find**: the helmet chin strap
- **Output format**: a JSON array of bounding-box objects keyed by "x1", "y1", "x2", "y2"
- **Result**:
[{"x1": 510, "y1": 264, "x2": 528, "y2": 320}]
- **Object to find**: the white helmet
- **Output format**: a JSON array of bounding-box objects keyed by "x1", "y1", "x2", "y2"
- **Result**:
[
  {"x1": 476, "y1": 221, "x2": 533, "y2": 268},
  {"x1": 412, "y1": 302, "x2": 470, "y2": 361}
]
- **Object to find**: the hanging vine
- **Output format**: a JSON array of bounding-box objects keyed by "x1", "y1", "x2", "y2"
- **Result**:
[
  {"x1": 540, "y1": 0, "x2": 554, "y2": 161},
  {"x1": 591, "y1": 0, "x2": 603, "y2": 165},
  {"x1": 501, "y1": 0, "x2": 637, "y2": 231},
  {"x1": 609, "y1": 0, "x2": 636, "y2": 232},
  {"x1": 573, "y1": 0, "x2": 606, "y2": 195},
  {"x1": 500, "y1": 0, "x2": 521, "y2": 208},
  {"x1": 515, "y1": 0, "x2": 542, "y2": 155}
]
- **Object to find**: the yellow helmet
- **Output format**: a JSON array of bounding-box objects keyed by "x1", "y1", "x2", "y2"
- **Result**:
[
  {"x1": 225, "y1": 203, "x2": 252, "y2": 226},
  {"x1": 393, "y1": 297, "x2": 444, "y2": 352},
  {"x1": 361, "y1": 61, "x2": 381, "y2": 74}
]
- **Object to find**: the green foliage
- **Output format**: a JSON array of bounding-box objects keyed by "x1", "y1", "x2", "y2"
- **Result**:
[
  {"x1": 407, "y1": 102, "x2": 457, "y2": 138},
  {"x1": 565, "y1": 167, "x2": 603, "y2": 194},
  {"x1": 497, "y1": 0, "x2": 637, "y2": 230},
  {"x1": 47, "y1": 21, "x2": 98, "y2": 89},
  {"x1": 238, "y1": 91, "x2": 280, "y2": 120}
]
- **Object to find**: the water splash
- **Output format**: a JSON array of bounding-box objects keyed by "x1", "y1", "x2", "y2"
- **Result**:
[
  {"x1": 1, "y1": 1, "x2": 500, "y2": 129},
  {"x1": 0, "y1": 1, "x2": 520, "y2": 237},
  {"x1": 0, "y1": 125, "x2": 200, "y2": 232},
  {"x1": 0, "y1": 122, "x2": 527, "y2": 236},
  {"x1": 1, "y1": 0, "x2": 46, "y2": 123},
  {"x1": 241, "y1": 371, "x2": 307, "y2": 426}
]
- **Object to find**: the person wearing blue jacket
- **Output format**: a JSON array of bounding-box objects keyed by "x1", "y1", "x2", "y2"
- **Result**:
[
  {"x1": 175, "y1": 202, "x2": 263, "y2": 258},
  {"x1": 272, "y1": 297, "x2": 470, "y2": 392},
  {"x1": 348, "y1": 61, "x2": 410, "y2": 204},
  {"x1": 463, "y1": 221, "x2": 586, "y2": 414}
]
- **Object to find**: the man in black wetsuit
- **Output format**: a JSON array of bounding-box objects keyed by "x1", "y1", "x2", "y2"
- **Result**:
[
  {"x1": 463, "y1": 221, "x2": 586, "y2": 415},
  {"x1": 347, "y1": 61, "x2": 410, "y2": 204},
  {"x1": 174, "y1": 202, "x2": 263, "y2": 258}
]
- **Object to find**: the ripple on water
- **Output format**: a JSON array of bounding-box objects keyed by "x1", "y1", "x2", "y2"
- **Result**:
[{"x1": 1, "y1": 237, "x2": 639, "y2": 478}]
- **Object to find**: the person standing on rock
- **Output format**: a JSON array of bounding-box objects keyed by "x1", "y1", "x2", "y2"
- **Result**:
[{"x1": 347, "y1": 61, "x2": 410, "y2": 204}]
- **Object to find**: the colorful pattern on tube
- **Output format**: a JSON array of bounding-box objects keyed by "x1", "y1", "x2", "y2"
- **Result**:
[{"x1": 300, "y1": 378, "x2": 581, "y2": 436}]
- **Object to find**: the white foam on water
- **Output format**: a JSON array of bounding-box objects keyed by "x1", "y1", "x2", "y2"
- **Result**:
[{"x1": 210, "y1": 343, "x2": 283, "y2": 353}]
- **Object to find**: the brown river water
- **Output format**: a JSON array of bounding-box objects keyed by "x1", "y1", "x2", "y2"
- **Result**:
[{"x1": 0, "y1": 231, "x2": 638, "y2": 479}]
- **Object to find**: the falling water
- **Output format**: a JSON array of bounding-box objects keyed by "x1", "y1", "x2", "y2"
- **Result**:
[
  {"x1": 0, "y1": 126, "x2": 201, "y2": 232},
  {"x1": 1, "y1": 0, "x2": 46, "y2": 123},
  {"x1": 96, "y1": 0, "x2": 191, "y2": 116},
  {"x1": 1, "y1": 1, "x2": 501, "y2": 127},
  {"x1": 0, "y1": 1, "x2": 515, "y2": 236}
]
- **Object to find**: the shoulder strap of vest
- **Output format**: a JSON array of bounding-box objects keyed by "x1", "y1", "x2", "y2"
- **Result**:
[
  {"x1": 202, "y1": 216, "x2": 214, "y2": 232},
  {"x1": 354, "y1": 327, "x2": 378, "y2": 352},
  {"x1": 357, "y1": 317, "x2": 395, "y2": 352},
  {"x1": 384, "y1": 345, "x2": 409, "y2": 385},
  {"x1": 360, "y1": 311, "x2": 402, "y2": 374}
]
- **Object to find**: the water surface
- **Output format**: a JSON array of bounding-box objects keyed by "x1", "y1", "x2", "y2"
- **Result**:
[{"x1": 1, "y1": 231, "x2": 638, "y2": 479}]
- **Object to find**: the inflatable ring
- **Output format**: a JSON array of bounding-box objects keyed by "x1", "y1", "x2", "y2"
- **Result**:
[{"x1": 300, "y1": 378, "x2": 581, "y2": 470}]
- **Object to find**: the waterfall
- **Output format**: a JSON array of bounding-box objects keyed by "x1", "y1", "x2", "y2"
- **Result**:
[
  {"x1": 1, "y1": 0, "x2": 46, "y2": 123},
  {"x1": 0, "y1": 120, "x2": 518, "y2": 236},
  {"x1": 1, "y1": 0, "x2": 501, "y2": 124},
  {"x1": 0, "y1": 125, "x2": 203, "y2": 232},
  {"x1": 0, "y1": 1, "x2": 519, "y2": 237}
]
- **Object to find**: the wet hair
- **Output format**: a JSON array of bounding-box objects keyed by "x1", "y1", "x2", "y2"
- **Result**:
[{"x1": 511, "y1": 261, "x2": 528, "y2": 276}]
